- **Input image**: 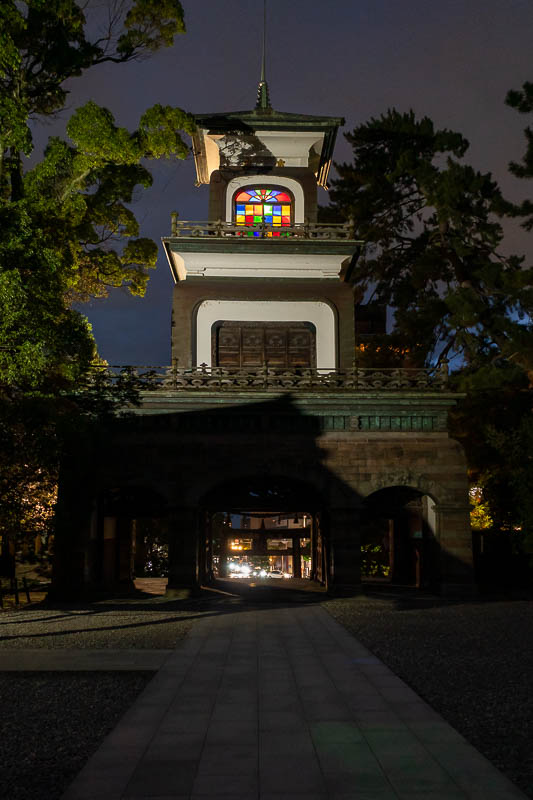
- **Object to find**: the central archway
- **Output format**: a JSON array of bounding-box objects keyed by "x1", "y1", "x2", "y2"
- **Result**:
[{"x1": 200, "y1": 475, "x2": 327, "y2": 587}]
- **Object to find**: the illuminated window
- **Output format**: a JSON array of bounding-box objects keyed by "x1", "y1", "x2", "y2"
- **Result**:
[
  {"x1": 229, "y1": 538, "x2": 252, "y2": 551},
  {"x1": 234, "y1": 187, "x2": 293, "y2": 237}
]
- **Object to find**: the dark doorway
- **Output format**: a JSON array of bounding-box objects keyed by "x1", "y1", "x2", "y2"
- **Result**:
[
  {"x1": 133, "y1": 518, "x2": 169, "y2": 581},
  {"x1": 361, "y1": 487, "x2": 438, "y2": 589},
  {"x1": 100, "y1": 486, "x2": 169, "y2": 592}
]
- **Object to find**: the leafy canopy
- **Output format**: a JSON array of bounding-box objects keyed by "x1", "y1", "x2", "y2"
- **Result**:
[
  {"x1": 0, "y1": 1, "x2": 195, "y2": 391},
  {"x1": 0, "y1": 0, "x2": 186, "y2": 158},
  {"x1": 0, "y1": 1, "x2": 192, "y2": 545},
  {"x1": 325, "y1": 108, "x2": 533, "y2": 546},
  {"x1": 506, "y1": 81, "x2": 533, "y2": 231},
  {"x1": 327, "y1": 110, "x2": 533, "y2": 372}
]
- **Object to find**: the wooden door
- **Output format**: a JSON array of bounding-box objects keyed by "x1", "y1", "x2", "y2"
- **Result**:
[{"x1": 213, "y1": 322, "x2": 316, "y2": 368}]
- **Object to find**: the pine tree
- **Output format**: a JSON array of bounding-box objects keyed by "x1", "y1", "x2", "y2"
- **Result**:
[{"x1": 326, "y1": 109, "x2": 533, "y2": 553}]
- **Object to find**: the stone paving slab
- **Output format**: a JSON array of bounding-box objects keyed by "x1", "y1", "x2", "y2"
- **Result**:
[
  {"x1": 0, "y1": 648, "x2": 173, "y2": 671},
  {"x1": 61, "y1": 605, "x2": 527, "y2": 800}
]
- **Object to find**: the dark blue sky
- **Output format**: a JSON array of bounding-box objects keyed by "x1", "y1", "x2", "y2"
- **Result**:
[{"x1": 33, "y1": 0, "x2": 533, "y2": 365}]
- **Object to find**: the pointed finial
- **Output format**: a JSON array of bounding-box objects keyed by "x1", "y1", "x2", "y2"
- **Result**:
[{"x1": 256, "y1": 0, "x2": 271, "y2": 110}]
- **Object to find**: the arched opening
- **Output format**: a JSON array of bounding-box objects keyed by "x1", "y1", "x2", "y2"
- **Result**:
[
  {"x1": 233, "y1": 186, "x2": 294, "y2": 236},
  {"x1": 361, "y1": 486, "x2": 439, "y2": 589},
  {"x1": 226, "y1": 175, "x2": 304, "y2": 223},
  {"x1": 199, "y1": 475, "x2": 328, "y2": 590},
  {"x1": 100, "y1": 485, "x2": 170, "y2": 595},
  {"x1": 195, "y1": 300, "x2": 336, "y2": 369}
]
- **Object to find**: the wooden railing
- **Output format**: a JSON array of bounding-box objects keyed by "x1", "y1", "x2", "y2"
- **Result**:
[
  {"x1": 169, "y1": 214, "x2": 357, "y2": 241},
  {"x1": 98, "y1": 364, "x2": 450, "y2": 392}
]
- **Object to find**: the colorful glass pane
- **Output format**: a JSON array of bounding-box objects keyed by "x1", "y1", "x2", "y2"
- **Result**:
[{"x1": 234, "y1": 186, "x2": 293, "y2": 229}]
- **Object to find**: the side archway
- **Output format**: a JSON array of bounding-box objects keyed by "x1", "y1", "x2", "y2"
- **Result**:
[
  {"x1": 361, "y1": 486, "x2": 440, "y2": 589},
  {"x1": 361, "y1": 484, "x2": 473, "y2": 592}
]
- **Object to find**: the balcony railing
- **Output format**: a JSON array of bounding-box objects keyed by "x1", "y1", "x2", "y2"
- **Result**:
[
  {"x1": 169, "y1": 214, "x2": 357, "y2": 241},
  {"x1": 98, "y1": 364, "x2": 450, "y2": 393}
]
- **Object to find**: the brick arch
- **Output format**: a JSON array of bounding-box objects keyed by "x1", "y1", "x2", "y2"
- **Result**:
[
  {"x1": 185, "y1": 456, "x2": 361, "y2": 511},
  {"x1": 199, "y1": 472, "x2": 324, "y2": 512},
  {"x1": 362, "y1": 474, "x2": 446, "y2": 506}
]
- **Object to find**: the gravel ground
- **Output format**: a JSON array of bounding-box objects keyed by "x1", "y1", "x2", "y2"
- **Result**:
[
  {"x1": 1, "y1": 587, "x2": 533, "y2": 799},
  {"x1": 0, "y1": 672, "x2": 152, "y2": 800},
  {"x1": 0, "y1": 591, "x2": 226, "y2": 800},
  {"x1": 0, "y1": 595, "x2": 231, "y2": 649},
  {"x1": 325, "y1": 588, "x2": 533, "y2": 799}
]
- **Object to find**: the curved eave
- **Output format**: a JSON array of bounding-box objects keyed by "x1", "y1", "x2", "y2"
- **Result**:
[
  {"x1": 194, "y1": 110, "x2": 345, "y2": 130},
  {"x1": 192, "y1": 109, "x2": 345, "y2": 187},
  {"x1": 162, "y1": 236, "x2": 361, "y2": 284}
]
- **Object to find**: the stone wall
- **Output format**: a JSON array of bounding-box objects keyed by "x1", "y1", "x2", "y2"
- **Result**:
[{"x1": 52, "y1": 392, "x2": 472, "y2": 598}]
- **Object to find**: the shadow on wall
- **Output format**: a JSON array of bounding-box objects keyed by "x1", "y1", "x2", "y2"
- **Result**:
[{"x1": 51, "y1": 394, "x2": 473, "y2": 599}]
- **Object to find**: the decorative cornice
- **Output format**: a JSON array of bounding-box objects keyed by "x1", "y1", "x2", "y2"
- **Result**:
[{"x1": 98, "y1": 364, "x2": 451, "y2": 393}]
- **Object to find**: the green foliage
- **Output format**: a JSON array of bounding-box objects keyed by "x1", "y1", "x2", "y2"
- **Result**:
[
  {"x1": 469, "y1": 488, "x2": 493, "y2": 531},
  {"x1": 0, "y1": 2, "x2": 195, "y2": 377},
  {"x1": 139, "y1": 104, "x2": 192, "y2": 159},
  {"x1": 0, "y1": 1, "x2": 186, "y2": 116},
  {"x1": 448, "y1": 361, "x2": 533, "y2": 550},
  {"x1": 118, "y1": 0, "x2": 185, "y2": 58},
  {"x1": 0, "y1": 1, "x2": 192, "y2": 551},
  {"x1": 136, "y1": 518, "x2": 169, "y2": 577},
  {"x1": 506, "y1": 82, "x2": 533, "y2": 231},
  {"x1": 16, "y1": 100, "x2": 195, "y2": 301},
  {"x1": 360, "y1": 543, "x2": 390, "y2": 578},
  {"x1": 327, "y1": 109, "x2": 533, "y2": 370},
  {"x1": 0, "y1": 205, "x2": 96, "y2": 391},
  {"x1": 328, "y1": 108, "x2": 533, "y2": 544},
  {"x1": 0, "y1": 394, "x2": 60, "y2": 545}
]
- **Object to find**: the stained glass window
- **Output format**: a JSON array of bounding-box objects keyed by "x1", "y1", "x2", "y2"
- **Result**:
[{"x1": 234, "y1": 187, "x2": 293, "y2": 237}]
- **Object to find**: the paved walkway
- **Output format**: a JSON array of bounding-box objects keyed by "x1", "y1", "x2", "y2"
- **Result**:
[{"x1": 61, "y1": 604, "x2": 526, "y2": 800}]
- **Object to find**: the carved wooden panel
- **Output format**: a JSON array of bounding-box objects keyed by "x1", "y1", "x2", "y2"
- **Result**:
[{"x1": 213, "y1": 322, "x2": 316, "y2": 368}]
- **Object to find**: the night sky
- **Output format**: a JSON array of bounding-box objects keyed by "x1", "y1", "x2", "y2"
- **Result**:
[{"x1": 31, "y1": 0, "x2": 533, "y2": 365}]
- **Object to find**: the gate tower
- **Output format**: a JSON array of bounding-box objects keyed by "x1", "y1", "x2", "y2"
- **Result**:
[
  {"x1": 51, "y1": 81, "x2": 475, "y2": 599},
  {"x1": 163, "y1": 87, "x2": 358, "y2": 375}
]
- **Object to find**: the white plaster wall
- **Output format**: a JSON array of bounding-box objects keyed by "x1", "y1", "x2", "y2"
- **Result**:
[
  {"x1": 195, "y1": 300, "x2": 336, "y2": 369},
  {"x1": 225, "y1": 176, "x2": 305, "y2": 223},
  {"x1": 254, "y1": 132, "x2": 324, "y2": 167},
  {"x1": 171, "y1": 251, "x2": 346, "y2": 281}
]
